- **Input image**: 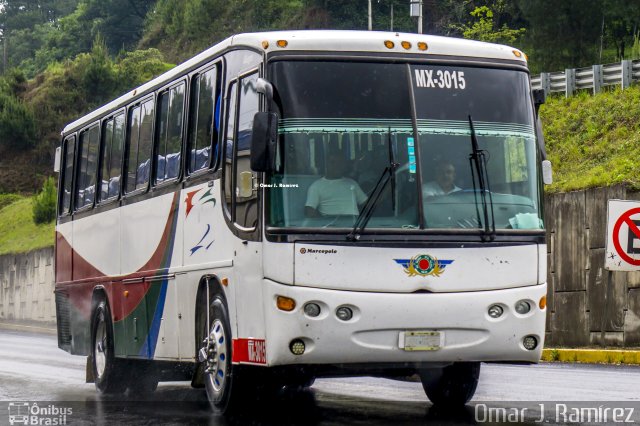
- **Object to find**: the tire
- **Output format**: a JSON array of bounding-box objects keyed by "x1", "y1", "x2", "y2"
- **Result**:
[
  {"x1": 420, "y1": 362, "x2": 481, "y2": 407},
  {"x1": 91, "y1": 298, "x2": 128, "y2": 394},
  {"x1": 200, "y1": 295, "x2": 243, "y2": 413}
]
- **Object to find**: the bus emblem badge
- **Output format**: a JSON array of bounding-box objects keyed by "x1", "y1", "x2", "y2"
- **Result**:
[{"x1": 394, "y1": 255, "x2": 453, "y2": 277}]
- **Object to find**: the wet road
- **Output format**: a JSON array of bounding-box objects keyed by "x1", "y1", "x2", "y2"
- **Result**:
[{"x1": 0, "y1": 329, "x2": 639, "y2": 425}]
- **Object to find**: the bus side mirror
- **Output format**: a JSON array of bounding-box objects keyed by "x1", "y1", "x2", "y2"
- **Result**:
[
  {"x1": 250, "y1": 111, "x2": 278, "y2": 172},
  {"x1": 533, "y1": 88, "x2": 546, "y2": 115},
  {"x1": 54, "y1": 146, "x2": 61, "y2": 173}
]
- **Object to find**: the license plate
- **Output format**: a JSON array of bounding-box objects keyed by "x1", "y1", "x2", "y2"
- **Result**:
[{"x1": 400, "y1": 331, "x2": 442, "y2": 351}]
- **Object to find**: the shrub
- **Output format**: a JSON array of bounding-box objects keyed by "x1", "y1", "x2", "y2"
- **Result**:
[{"x1": 32, "y1": 177, "x2": 57, "y2": 224}]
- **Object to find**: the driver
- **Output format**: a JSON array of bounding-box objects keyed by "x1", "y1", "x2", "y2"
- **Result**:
[
  {"x1": 305, "y1": 151, "x2": 368, "y2": 217},
  {"x1": 422, "y1": 161, "x2": 461, "y2": 197}
]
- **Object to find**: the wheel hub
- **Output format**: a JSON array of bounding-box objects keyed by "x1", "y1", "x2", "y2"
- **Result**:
[{"x1": 202, "y1": 319, "x2": 227, "y2": 392}]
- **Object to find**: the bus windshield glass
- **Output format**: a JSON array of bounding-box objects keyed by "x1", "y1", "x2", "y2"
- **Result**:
[{"x1": 267, "y1": 60, "x2": 542, "y2": 232}]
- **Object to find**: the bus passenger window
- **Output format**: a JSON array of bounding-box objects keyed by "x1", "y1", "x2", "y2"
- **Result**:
[
  {"x1": 138, "y1": 100, "x2": 154, "y2": 189},
  {"x1": 76, "y1": 125, "x2": 99, "y2": 209},
  {"x1": 100, "y1": 118, "x2": 114, "y2": 201},
  {"x1": 188, "y1": 66, "x2": 218, "y2": 173},
  {"x1": 126, "y1": 106, "x2": 141, "y2": 193},
  {"x1": 126, "y1": 99, "x2": 154, "y2": 193},
  {"x1": 100, "y1": 113, "x2": 124, "y2": 201},
  {"x1": 156, "y1": 83, "x2": 184, "y2": 184},
  {"x1": 60, "y1": 136, "x2": 75, "y2": 214},
  {"x1": 110, "y1": 114, "x2": 124, "y2": 197}
]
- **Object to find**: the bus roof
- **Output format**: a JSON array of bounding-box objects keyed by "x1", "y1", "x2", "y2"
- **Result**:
[{"x1": 62, "y1": 30, "x2": 526, "y2": 134}]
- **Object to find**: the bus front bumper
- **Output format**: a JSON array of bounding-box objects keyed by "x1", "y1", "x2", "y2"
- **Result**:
[{"x1": 262, "y1": 280, "x2": 547, "y2": 367}]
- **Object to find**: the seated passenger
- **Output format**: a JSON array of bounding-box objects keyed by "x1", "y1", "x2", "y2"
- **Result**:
[
  {"x1": 422, "y1": 162, "x2": 461, "y2": 197},
  {"x1": 305, "y1": 152, "x2": 368, "y2": 217}
]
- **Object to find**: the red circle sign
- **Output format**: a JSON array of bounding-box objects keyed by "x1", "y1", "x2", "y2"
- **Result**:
[{"x1": 612, "y1": 207, "x2": 640, "y2": 266}]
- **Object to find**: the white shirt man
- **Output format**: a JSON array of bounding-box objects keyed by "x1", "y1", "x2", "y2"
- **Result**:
[
  {"x1": 305, "y1": 177, "x2": 368, "y2": 216},
  {"x1": 422, "y1": 162, "x2": 461, "y2": 197},
  {"x1": 422, "y1": 180, "x2": 461, "y2": 197}
]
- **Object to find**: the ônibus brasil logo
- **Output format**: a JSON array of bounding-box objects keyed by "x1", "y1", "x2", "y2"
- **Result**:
[
  {"x1": 394, "y1": 254, "x2": 453, "y2": 277},
  {"x1": 8, "y1": 402, "x2": 72, "y2": 425}
]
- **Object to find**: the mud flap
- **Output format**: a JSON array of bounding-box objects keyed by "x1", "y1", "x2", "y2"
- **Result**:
[{"x1": 86, "y1": 355, "x2": 95, "y2": 383}]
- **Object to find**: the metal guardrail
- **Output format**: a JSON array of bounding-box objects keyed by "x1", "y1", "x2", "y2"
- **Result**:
[{"x1": 531, "y1": 59, "x2": 640, "y2": 96}]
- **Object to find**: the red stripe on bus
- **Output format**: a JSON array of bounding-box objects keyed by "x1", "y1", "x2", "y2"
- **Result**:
[{"x1": 55, "y1": 192, "x2": 180, "y2": 320}]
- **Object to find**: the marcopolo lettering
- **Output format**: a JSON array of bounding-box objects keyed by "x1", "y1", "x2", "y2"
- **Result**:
[{"x1": 300, "y1": 248, "x2": 337, "y2": 255}]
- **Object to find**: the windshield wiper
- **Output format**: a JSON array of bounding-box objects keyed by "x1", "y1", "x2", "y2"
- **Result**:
[
  {"x1": 347, "y1": 129, "x2": 398, "y2": 241},
  {"x1": 468, "y1": 115, "x2": 496, "y2": 241}
]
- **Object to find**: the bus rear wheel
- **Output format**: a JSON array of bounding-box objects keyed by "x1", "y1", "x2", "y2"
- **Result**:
[
  {"x1": 419, "y1": 362, "x2": 480, "y2": 407},
  {"x1": 91, "y1": 298, "x2": 128, "y2": 394}
]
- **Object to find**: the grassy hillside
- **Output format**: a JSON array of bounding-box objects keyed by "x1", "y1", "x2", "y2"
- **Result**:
[
  {"x1": 0, "y1": 195, "x2": 54, "y2": 255},
  {"x1": 540, "y1": 85, "x2": 640, "y2": 192}
]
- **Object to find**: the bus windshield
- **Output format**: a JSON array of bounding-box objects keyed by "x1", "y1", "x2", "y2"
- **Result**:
[{"x1": 266, "y1": 60, "x2": 542, "y2": 232}]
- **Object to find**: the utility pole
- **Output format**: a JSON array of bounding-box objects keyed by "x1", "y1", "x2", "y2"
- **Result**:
[
  {"x1": 368, "y1": 0, "x2": 372, "y2": 31},
  {"x1": 390, "y1": 3, "x2": 394, "y2": 31},
  {"x1": 410, "y1": 0, "x2": 423, "y2": 34}
]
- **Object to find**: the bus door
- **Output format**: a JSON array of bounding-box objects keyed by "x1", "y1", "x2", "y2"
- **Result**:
[{"x1": 223, "y1": 70, "x2": 264, "y2": 345}]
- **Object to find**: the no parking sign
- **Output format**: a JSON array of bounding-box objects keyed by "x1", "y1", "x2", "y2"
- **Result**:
[{"x1": 606, "y1": 199, "x2": 640, "y2": 271}]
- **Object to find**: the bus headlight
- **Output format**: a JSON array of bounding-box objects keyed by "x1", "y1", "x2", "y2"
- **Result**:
[
  {"x1": 336, "y1": 306, "x2": 353, "y2": 321},
  {"x1": 304, "y1": 303, "x2": 321, "y2": 317},
  {"x1": 488, "y1": 305, "x2": 504, "y2": 318},
  {"x1": 515, "y1": 300, "x2": 531, "y2": 315}
]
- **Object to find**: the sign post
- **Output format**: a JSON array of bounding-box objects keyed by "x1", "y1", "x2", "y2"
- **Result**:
[
  {"x1": 602, "y1": 199, "x2": 640, "y2": 343},
  {"x1": 605, "y1": 199, "x2": 640, "y2": 271}
]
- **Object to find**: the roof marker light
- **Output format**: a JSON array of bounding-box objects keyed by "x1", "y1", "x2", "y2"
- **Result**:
[
  {"x1": 401, "y1": 41, "x2": 411, "y2": 50},
  {"x1": 417, "y1": 42, "x2": 428, "y2": 51},
  {"x1": 512, "y1": 50, "x2": 522, "y2": 58},
  {"x1": 277, "y1": 40, "x2": 288, "y2": 48},
  {"x1": 262, "y1": 40, "x2": 269, "y2": 49},
  {"x1": 384, "y1": 40, "x2": 395, "y2": 49}
]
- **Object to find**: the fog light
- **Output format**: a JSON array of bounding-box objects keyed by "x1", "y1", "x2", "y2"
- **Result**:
[
  {"x1": 290, "y1": 339, "x2": 305, "y2": 355},
  {"x1": 515, "y1": 300, "x2": 531, "y2": 315},
  {"x1": 336, "y1": 306, "x2": 353, "y2": 321},
  {"x1": 304, "y1": 303, "x2": 321, "y2": 317},
  {"x1": 488, "y1": 305, "x2": 504, "y2": 318},
  {"x1": 523, "y1": 335, "x2": 538, "y2": 350}
]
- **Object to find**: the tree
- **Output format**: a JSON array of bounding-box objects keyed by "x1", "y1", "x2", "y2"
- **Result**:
[
  {"x1": 459, "y1": 5, "x2": 525, "y2": 44},
  {"x1": 0, "y1": 0, "x2": 78, "y2": 72},
  {"x1": 32, "y1": 176, "x2": 56, "y2": 224}
]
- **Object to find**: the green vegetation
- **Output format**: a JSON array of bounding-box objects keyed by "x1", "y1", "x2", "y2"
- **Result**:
[
  {"x1": 540, "y1": 85, "x2": 640, "y2": 192},
  {"x1": 0, "y1": 195, "x2": 54, "y2": 255},
  {"x1": 32, "y1": 176, "x2": 56, "y2": 224},
  {"x1": 457, "y1": 6, "x2": 526, "y2": 45},
  {"x1": 0, "y1": 193, "x2": 21, "y2": 210}
]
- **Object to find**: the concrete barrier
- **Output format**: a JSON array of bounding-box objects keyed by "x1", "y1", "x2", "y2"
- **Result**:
[{"x1": 0, "y1": 247, "x2": 55, "y2": 325}]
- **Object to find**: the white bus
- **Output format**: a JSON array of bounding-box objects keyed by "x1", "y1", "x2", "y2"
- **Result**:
[{"x1": 54, "y1": 30, "x2": 549, "y2": 412}]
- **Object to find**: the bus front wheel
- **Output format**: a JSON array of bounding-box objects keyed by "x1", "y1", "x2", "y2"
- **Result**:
[
  {"x1": 200, "y1": 295, "x2": 244, "y2": 413},
  {"x1": 91, "y1": 298, "x2": 128, "y2": 394},
  {"x1": 419, "y1": 362, "x2": 480, "y2": 407}
]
